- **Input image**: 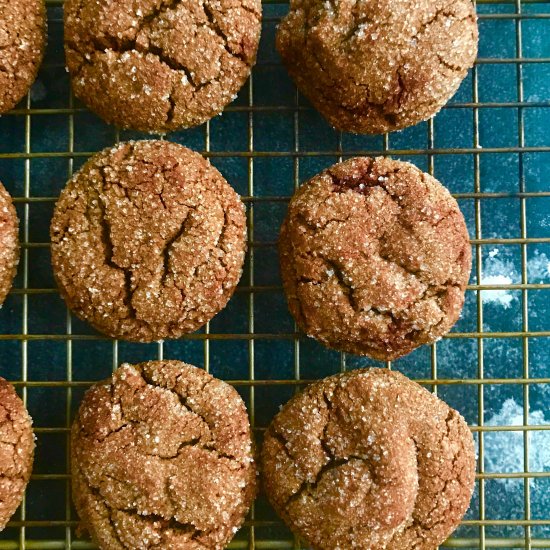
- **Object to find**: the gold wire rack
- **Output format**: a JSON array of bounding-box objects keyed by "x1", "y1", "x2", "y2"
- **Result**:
[{"x1": 0, "y1": 0, "x2": 549, "y2": 548}]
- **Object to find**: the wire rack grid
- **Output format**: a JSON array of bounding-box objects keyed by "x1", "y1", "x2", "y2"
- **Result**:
[{"x1": 0, "y1": 0, "x2": 549, "y2": 548}]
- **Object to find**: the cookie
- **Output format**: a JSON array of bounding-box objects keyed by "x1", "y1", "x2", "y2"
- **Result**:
[
  {"x1": 277, "y1": 0, "x2": 478, "y2": 134},
  {"x1": 0, "y1": 377, "x2": 35, "y2": 531},
  {"x1": 71, "y1": 360, "x2": 256, "y2": 550},
  {"x1": 279, "y1": 157, "x2": 471, "y2": 360},
  {"x1": 0, "y1": 182, "x2": 19, "y2": 307},
  {"x1": 65, "y1": 0, "x2": 262, "y2": 133},
  {"x1": 50, "y1": 140, "x2": 247, "y2": 342},
  {"x1": 262, "y1": 368, "x2": 476, "y2": 550},
  {"x1": 0, "y1": 0, "x2": 46, "y2": 113}
]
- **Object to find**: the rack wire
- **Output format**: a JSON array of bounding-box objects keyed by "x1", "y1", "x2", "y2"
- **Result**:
[{"x1": 0, "y1": 0, "x2": 549, "y2": 548}]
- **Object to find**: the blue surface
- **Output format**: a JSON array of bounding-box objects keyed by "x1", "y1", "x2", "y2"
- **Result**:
[{"x1": 0, "y1": 1, "x2": 549, "y2": 547}]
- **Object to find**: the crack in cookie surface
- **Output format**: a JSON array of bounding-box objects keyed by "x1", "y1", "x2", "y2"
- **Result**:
[
  {"x1": 262, "y1": 368, "x2": 476, "y2": 550},
  {"x1": 72, "y1": 360, "x2": 256, "y2": 550},
  {"x1": 64, "y1": 0, "x2": 262, "y2": 132},
  {"x1": 50, "y1": 140, "x2": 247, "y2": 342},
  {"x1": 276, "y1": 0, "x2": 478, "y2": 134},
  {"x1": 279, "y1": 156, "x2": 471, "y2": 360}
]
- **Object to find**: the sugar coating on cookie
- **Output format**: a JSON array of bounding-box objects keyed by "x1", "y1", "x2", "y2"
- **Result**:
[
  {"x1": 0, "y1": 0, "x2": 46, "y2": 113},
  {"x1": 0, "y1": 378, "x2": 35, "y2": 531},
  {"x1": 71, "y1": 360, "x2": 257, "y2": 550},
  {"x1": 50, "y1": 140, "x2": 247, "y2": 342},
  {"x1": 280, "y1": 156, "x2": 471, "y2": 360},
  {"x1": 262, "y1": 368, "x2": 476, "y2": 550},
  {"x1": 0, "y1": 182, "x2": 19, "y2": 307},
  {"x1": 64, "y1": 0, "x2": 262, "y2": 133},
  {"x1": 277, "y1": 0, "x2": 478, "y2": 134}
]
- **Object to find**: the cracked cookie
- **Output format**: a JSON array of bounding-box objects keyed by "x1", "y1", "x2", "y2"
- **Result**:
[
  {"x1": 280, "y1": 156, "x2": 471, "y2": 360},
  {"x1": 0, "y1": 181, "x2": 19, "y2": 307},
  {"x1": 276, "y1": 0, "x2": 478, "y2": 134},
  {"x1": 0, "y1": 377, "x2": 35, "y2": 531},
  {"x1": 262, "y1": 368, "x2": 476, "y2": 550},
  {"x1": 50, "y1": 140, "x2": 247, "y2": 342},
  {"x1": 0, "y1": 0, "x2": 46, "y2": 114},
  {"x1": 64, "y1": 0, "x2": 262, "y2": 133},
  {"x1": 71, "y1": 360, "x2": 257, "y2": 550}
]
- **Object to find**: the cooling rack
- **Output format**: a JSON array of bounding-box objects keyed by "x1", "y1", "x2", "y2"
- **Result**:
[{"x1": 0, "y1": 0, "x2": 549, "y2": 548}]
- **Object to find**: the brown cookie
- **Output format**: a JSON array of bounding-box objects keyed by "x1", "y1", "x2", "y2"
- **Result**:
[
  {"x1": 50, "y1": 140, "x2": 247, "y2": 342},
  {"x1": 0, "y1": 377, "x2": 35, "y2": 531},
  {"x1": 64, "y1": 0, "x2": 262, "y2": 133},
  {"x1": 280, "y1": 157, "x2": 471, "y2": 361},
  {"x1": 262, "y1": 368, "x2": 476, "y2": 550},
  {"x1": 276, "y1": 0, "x2": 478, "y2": 134},
  {"x1": 0, "y1": 182, "x2": 19, "y2": 307},
  {"x1": 71, "y1": 360, "x2": 257, "y2": 550},
  {"x1": 0, "y1": 0, "x2": 46, "y2": 113}
]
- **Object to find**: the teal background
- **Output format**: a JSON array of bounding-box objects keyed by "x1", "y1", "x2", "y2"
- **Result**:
[{"x1": 0, "y1": 1, "x2": 549, "y2": 547}]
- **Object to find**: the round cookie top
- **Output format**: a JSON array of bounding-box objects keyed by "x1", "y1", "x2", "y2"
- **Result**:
[
  {"x1": 276, "y1": 0, "x2": 478, "y2": 134},
  {"x1": 0, "y1": 182, "x2": 19, "y2": 307},
  {"x1": 64, "y1": 0, "x2": 262, "y2": 133},
  {"x1": 0, "y1": 0, "x2": 46, "y2": 114},
  {"x1": 280, "y1": 157, "x2": 471, "y2": 360},
  {"x1": 262, "y1": 368, "x2": 476, "y2": 550},
  {"x1": 71, "y1": 361, "x2": 256, "y2": 550},
  {"x1": 50, "y1": 140, "x2": 247, "y2": 342},
  {"x1": 0, "y1": 377, "x2": 35, "y2": 531}
]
